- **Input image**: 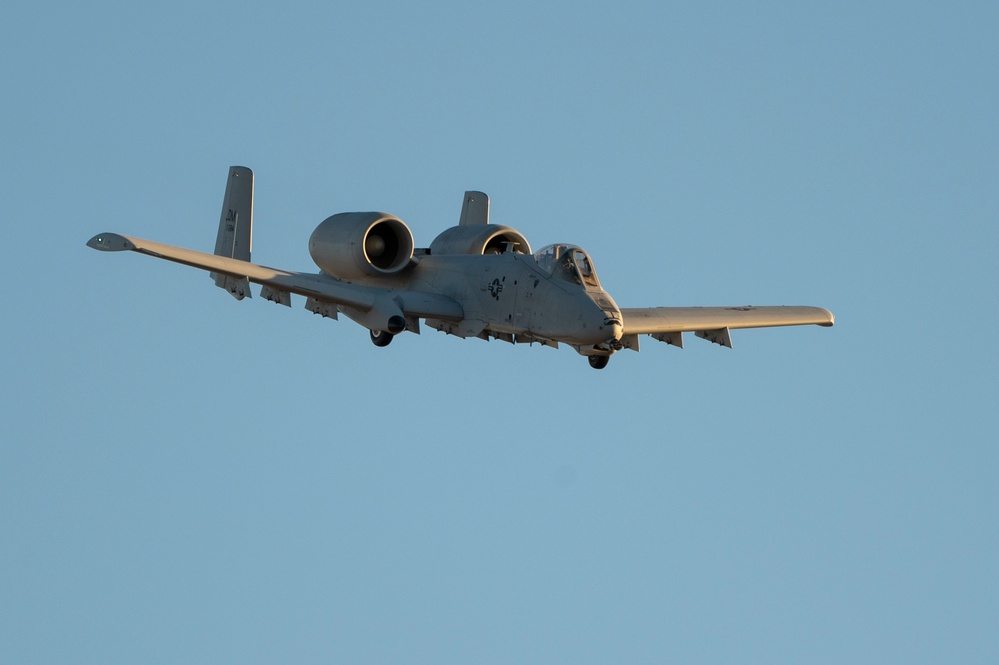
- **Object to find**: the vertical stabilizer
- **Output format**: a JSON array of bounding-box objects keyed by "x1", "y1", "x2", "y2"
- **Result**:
[
  {"x1": 211, "y1": 166, "x2": 254, "y2": 299},
  {"x1": 459, "y1": 191, "x2": 490, "y2": 226}
]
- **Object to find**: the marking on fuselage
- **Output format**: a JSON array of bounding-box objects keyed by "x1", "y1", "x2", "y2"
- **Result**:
[{"x1": 489, "y1": 278, "x2": 504, "y2": 300}]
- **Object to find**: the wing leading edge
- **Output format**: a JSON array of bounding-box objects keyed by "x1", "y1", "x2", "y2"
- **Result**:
[
  {"x1": 620, "y1": 306, "x2": 834, "y2": 349},
  {"x1": 86, "y1": 232, "x2": 463, "y2": 321}
]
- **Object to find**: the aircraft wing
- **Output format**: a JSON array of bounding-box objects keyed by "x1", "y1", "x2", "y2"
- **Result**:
[
  {"x1": 620, "y1": 305, "x2": 834, "y2": 348},
  {"x1": 86, "y1": 233, "x2": 464, "y2": 320}
]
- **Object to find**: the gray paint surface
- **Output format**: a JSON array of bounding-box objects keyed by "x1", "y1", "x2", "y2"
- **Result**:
[{"x1": 88, "y1": 167, "x2": 833, "y2": 368}]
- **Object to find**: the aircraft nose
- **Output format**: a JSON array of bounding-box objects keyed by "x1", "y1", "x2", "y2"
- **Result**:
[
  {"x1": 585, "y1": 311, "x2": 622, "y2": 346},
  {"x1": 604, "y1": 316, "x2": 623, "y2": 341}
]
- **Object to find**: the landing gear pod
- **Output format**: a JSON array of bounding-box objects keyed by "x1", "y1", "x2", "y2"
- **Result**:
[{"x1": 370, "y1": 329, "x2": 395, "y2": 347}]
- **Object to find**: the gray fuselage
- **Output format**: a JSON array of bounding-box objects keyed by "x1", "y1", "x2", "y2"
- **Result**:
[{"x1": 341, "y1": 250, "x2": 623, "y2": 349}]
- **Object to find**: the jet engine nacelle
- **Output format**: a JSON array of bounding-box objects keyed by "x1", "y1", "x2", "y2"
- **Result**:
[
  {"x1": 429, "y1": 225, "x2": 531, "y2": 256},
  {"x1": 309, "y1": 212, "x2": 415, "y2": 280}
]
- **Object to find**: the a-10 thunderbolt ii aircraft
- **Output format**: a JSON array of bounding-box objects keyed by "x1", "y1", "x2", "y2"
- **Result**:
[{"x1": 88, "y1": 166, "x2": 833, "y2": 369}]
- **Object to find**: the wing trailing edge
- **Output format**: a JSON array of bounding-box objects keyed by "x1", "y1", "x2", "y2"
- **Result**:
[{"x1": 86, "y1": 233, "x2": 464, "y2": 322}]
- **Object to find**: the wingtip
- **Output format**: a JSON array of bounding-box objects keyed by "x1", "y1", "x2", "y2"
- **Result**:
[
  {"x1": 87, "y1": 233, "x2": 134, "y2": 252},
  {"x1": 819, "y1": 308, "x2": 835, "y2": 327}
]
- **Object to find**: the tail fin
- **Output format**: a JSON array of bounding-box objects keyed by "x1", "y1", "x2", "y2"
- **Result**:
[
  {"x1": 211, "y1": 166, "x2": 254, "y2": 299},
  {"x1": 458, "y1": 191, "x2": 489, "y2": 226}
]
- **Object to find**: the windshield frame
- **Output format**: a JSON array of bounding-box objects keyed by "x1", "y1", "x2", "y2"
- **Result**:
[{"x1": 533, "y1": 244, "x2": 602, "y2": 289}]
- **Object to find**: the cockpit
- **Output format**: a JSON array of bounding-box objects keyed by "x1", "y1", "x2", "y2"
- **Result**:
[{"x1": 533, "y1": 244, "x2": 601, "y2": 289}]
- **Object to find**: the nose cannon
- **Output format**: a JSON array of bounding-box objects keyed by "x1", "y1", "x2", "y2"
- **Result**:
[
  {"x1": 605, "y1": 316, "x2": 623, "y2": 343},
  {"x1": 581, "y1": 292, "x2": 622, "y2": 345},
  {"x1": 578, "y1": 296, "x2": 623, "y2": 369}
]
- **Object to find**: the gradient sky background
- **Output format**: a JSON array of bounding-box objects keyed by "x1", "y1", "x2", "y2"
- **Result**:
[{"x1": 3, "y1": 1, "x2": 997, "y2": 663}]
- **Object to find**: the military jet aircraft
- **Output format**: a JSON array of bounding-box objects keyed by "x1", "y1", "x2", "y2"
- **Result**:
[{"x1": 88, "y1": 166, "x2": 833, "y2": 369}]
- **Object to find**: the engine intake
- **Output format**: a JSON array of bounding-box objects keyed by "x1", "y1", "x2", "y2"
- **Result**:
[
  {"x1": 429, "y1": 224, "x2": 531, "y2": 256},
  {"x1": 309, "y1": 212, "x2": 415, "y2": 280}
]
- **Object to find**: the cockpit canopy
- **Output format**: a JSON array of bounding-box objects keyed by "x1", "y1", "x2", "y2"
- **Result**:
[{"x1": 533, "y1": 244, "x2": 601, "y2": 288}]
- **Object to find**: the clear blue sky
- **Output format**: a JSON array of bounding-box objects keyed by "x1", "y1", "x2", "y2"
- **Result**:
[{"x1": 3, "y1": 1, "x2": 997, "y2": 662}]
